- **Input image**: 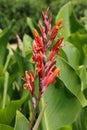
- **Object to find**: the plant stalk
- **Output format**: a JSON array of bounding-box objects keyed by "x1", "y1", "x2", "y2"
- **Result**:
[
  {"x1": 33, "y1": 102, "x2": 46, "y2": 130},
  {"x1": 29, "y1": 94, "x2": 41, "y2": 130}
]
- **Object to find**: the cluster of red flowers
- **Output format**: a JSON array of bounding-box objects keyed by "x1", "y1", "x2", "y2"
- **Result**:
[{"x1": 23, "y1": 8, "x2": 64, "y2": 98}]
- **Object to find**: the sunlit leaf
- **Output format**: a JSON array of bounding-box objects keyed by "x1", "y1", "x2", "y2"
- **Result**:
[
  {"x1": 78, "y1": 65, "x2": 87, "y2": 91},
  {"x1": 14, "y1": 111, "x2": 29, "y2": 130},
  {"x1": 23, "y1": 34, "x2": 33, "y2": 52},
  {"x1": 0, "y1": 92, "x2": 28, "y2": 125},
  {"x1": 56, "y1": 57, "x2": 87, "y2": 107},
  {"x1": 40, "y1": 85, "x2": 81, "y2": 130},
  {"x1": 0, "y1": 124, "x2": 14, "y2": 130},
  {"x1": 62, "y1": 42, "x2": 80, "y2": 69},
  {"x1": 56, "y1": 2, "x2": 86, "y2": 40}
]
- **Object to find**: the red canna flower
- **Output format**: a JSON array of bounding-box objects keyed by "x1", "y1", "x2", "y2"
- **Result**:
[
  {"x1": 50, "y1": 19, "x2": 64, "y2": 41},
  {"x1": 42, "y1": 67, "x2": 60, "y2": 93},
  {"x1": 49, "y1": 37, "x2": 64, "y2": 61},
  {"x1": 23, "y1": 8, "x2": 64, "y2": 98},
  {"x1": 46, "y1": 19, "x2": 64, "y2": 49},
  {"x1": 34, "y1": 29, "x2": 44, "y2": 53},
  {"x1": 32, "y1": 29, "x2": 45, "y2": 77},
  {"x1": 23, "y1": 71, "x2": 35, "y2": 96}
]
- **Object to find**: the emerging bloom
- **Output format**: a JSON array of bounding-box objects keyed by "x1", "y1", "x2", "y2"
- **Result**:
[
  {"x1": 42, "y1": 7, "x2": 52, "y2": 35},
  {"x1": 23, "y1": 71, "x2": 35, "y2": 96}
]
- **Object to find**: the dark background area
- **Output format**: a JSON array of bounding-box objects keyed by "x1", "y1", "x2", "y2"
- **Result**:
[{"x1": 0, "y1": 0, "x2": 87, "y2": 42}]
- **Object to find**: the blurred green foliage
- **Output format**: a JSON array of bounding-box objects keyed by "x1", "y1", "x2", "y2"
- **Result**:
[
  {"x1": 0, "y1": 0, "x2": 87, "y2": 42},
  {"x1": 0, "y1": 1, "x2": 87, "y2": 130}
]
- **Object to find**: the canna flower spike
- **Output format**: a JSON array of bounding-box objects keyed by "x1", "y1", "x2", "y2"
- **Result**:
[{"x1": 23, "y1": 8, "x2": 64, "y2": 98}]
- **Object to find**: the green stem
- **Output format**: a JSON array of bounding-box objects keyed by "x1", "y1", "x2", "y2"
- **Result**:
[
  {"x1": 2, "y1": 71, "x2": 9, "y2": 109},
  {"x1": 29, "y1": 98, "x2": 40, "y2": 130},
  {"x1": 29, "y1": 107, "x2": 37, "y2": 130},
  {"x1": 33, "y1": 102, "x2": 46, "y2": 130}
]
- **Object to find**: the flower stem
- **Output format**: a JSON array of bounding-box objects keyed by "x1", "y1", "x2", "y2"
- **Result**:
[
  {"x1": 33, "y1": 102, "x2": 46, "y2": 130},
  {"x1": 29, "y1": 93, "x2": 41, "y2": 130},
  {"x1": 29, "y1": 107, "x2": 37, "y2": 130}
]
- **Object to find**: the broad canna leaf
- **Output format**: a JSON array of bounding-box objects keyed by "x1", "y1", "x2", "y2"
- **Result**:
[
  {"x1": 68, "y1": 33, "x2": 87, "y2": 48},
  {"x1": 0, "y1": 91, "x2": 28, "y2": 125},
  {"x1": 58, "y1": 125, "x2": 72, "y2": 130},
  {"x1": 68, "y1": 33, "x2": 87, "y2": 64},
  {"x1": 78, "y1": 65, "x2": 87, "y2": 91},
  {"x1": 56, "y1": 57, "x2": 87, "y2": 107},
  {"x1": 62, "y1": 42, "x2": 80, "y2": 70},
  {"x1": 14, "y1": 111, "x2": 29, "y2": 130},
  {"x1": 73, "y1": 107, "x2": 87, "y2": 130},
  {"x1": 56, "y1": 2, "x2": 86, "y2": 40},
  {"x1": 0, "y1": 124, "x2": 14, "y2": 130},
  {"x1": 40, "y1": 84, "x2": 81, "y2": 130}
]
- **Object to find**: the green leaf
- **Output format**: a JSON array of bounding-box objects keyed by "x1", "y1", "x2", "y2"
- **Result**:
[
  {"x1": 68, "y1": 33, "x2": 87, "y2": 48},
  {"x1": 68, "y1": 33, "x2": 87, "y2": 64},
  {"x1": 13, "y1": 49, "x2": 25, "y2": 75},
  {"x1": 0, "y1": 124, "x2": 14, "y2": 130},
  {"x1": 23, "y1": 34, "x2": 33, "y2": 52},
  {"x1": 0, "y1": 26, "x2": 11, "y2": 65},
  {"x1": 13, "y1": 47, "x2": 34, "y2": 75},
  {"x1": 62, "y1": 42, "x2": 80, "y2": 70},
  {"x1": 0, "y1": 91, "x2": 28, "y2": 125},
  {"x1": 14, "y1": 111, "x2": 29, "y2": 130},
  {"x1": 73, "y1": 107, "x2": 87, "y2": 130},
  {"x1": 27, "y1": 17, "x2": 40, "y2": 35},
  {"x1": 83, "y1": 44, "x2": 87, "y2": 66},
  {"x1": 58, "y1": 125, "x2": 72, "y2": 130},
  {"x1": 78, "y1": 65, "x2": 87, "y2": 91},
  {"x1": 40, "y1": 85, "x2": 81, "y2": 130},
  {"x1": 56, "y1": 2, "x2": 86, "y2": 40},
  {"x1": 0, "y1": 64, "x2": 4, "y2": 76},
  {"x1": 8, "y1": 62, "x2": 19, "y2": 87},
  {"x1": 56, "y1": 57, "x2": 87, "y2": 107}
]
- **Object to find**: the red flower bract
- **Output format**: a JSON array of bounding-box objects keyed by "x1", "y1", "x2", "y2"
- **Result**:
[
  {"x1": 50, "y1": 19, "x2": 63, "y2": 41},
  {"x1": 42, "y1": 67, "x2": 60, "y2": 93},
  {"x1": 49, "y1": 37, "x2": 64, "y2": 61}
]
